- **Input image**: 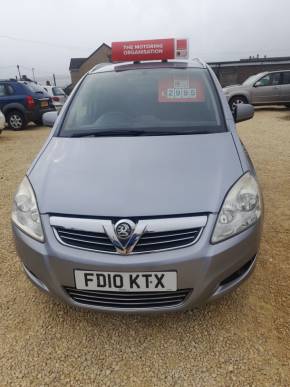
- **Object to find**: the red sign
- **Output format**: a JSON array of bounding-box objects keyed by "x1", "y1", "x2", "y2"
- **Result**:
[
  {"x1": 111, "y1": 39, "x2": 188, "y2": 62},
  {"x1": 159, "y1": 78, "x2": 205, "y2": 103}
]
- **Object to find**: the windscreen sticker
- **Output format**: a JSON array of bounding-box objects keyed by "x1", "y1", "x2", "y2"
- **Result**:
[{"x1": 158, "y1": 78, "x2": 205, "y2": 103}]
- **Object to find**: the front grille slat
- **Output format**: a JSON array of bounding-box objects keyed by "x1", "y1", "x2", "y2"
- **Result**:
[
  {"x1": 68, "y1": 288, "x2": 190, "y2": 297},
  {"x1": 73, "y1": 298, "x2": 184, "y2": 308},
  {"x1": 142, "y1": 228, "x2": 199, "y2": 238},
  {"x1": 68, "y1": 290, "x2": 189, "y2": 302},
  {"x1": 59, "y1": 235, "x2": 112, "y2": 246},
  {"x1": 141, "y1": 230, "x2": 198, "y2": 240},
  {"x1": 137, "y1": 234, "x2": 198, "y2": 246},
  {"x1": 73, "y1": 296, "x2": 185, "y2": 306},
  {"x1": 64, "y1": 287, "x2": 191, "y2": 309},
  {"x1": 58, "y1": 229, "x2": 108, "y2": 240}
]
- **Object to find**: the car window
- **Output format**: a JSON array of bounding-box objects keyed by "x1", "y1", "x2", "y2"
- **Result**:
[
  {"x1": 282, "y1": 72, "x2": 290, "y2": 85},
  {"x1": 7, "y1": 85, "x2": 14, "y2": 95},
  {"x1": 258, "y1": 75, "x2": 271, "y2": 86},
  {"x1": 22, "y1": 82, "x2": 46, "y2": 94},
  {"x1": 271, "y1": 73, "x2": 281, "y2": 85},
  {"x1": 60, "y1": 67, "x2": 226, "y2": 136},
  {"x1": 0, "y1": 84, "x2": 6, "y2": 96},
  {"x1": 243, "y1": 74, "x2": 262, "y2": 86},
  {"x1": 53, "y1": 87, "x2": 65, "y2": 96},
  {"x1": 258, "y1": 73, "x2": 281, "y2": 86}
]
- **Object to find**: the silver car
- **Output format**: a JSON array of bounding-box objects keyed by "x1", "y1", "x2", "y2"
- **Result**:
[
  {"x1": 42, "y1": 86, "x2": 67, "y2": 112},
  {"x1": 0, "y1": 109, "x2": 5, "y2": 134},
  {"x1": 223, "y1": 70, "x2": 290, "y2": 111},
  {"x1": 12, "y1": 59, "x2": 263, "y2": 313}
]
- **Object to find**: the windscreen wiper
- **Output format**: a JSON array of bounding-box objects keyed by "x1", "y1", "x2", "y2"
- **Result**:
[
  {"x1": 68, "y1": 129, "x2": 148, "y2": 138},
  {"x1": 67, "y1": 129, "x2": 210, "y2": 138}
]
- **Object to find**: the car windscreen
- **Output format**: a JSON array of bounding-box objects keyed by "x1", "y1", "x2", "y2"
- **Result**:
[
  {"x1": 53, "y1": 87, "x2": 65, "y2": 96},
  {"x1": 242, "y1": 74, "x2": 264, "y2": 86},
  {"x1": 23, "y1": 82, "x2": 47, "y2": 95},
  {"x1": 60, "y1": 67, "x2": 226, "y2": 137}
]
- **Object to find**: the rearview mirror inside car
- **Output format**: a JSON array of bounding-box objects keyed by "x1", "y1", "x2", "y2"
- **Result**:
[
  {"x1": 42, "y1": 111, "x2": 58, "y2": 127},
  {"x1": 234, "y1": 104, "x2": 254, "y2": 123}
]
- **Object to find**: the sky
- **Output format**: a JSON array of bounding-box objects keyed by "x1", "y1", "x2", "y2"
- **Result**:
[{"x1": 0, "y1": 0, "x2": 289, "y2": 86}]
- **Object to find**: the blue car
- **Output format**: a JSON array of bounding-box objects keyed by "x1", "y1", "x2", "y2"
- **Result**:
[{"x1": 0, "y1": 79, "x2": 55, "y2": 130}]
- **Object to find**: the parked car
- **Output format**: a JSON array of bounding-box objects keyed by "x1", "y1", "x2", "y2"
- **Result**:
[
  {"x1": 12, "y1": 53, "x2": 263, "y2": 313},
  {"x1": 0, "y1": 109, "x2": 5, "y2": 134},
  {"x1": 0, "y1": 79, "x2": 55, "y2": 130},
  {"x1": 42, "y1": 85, "x2": 67, "y2": 111},
  {"x1": 223, "y1": 70, "x2": 290, "y2": 111}
]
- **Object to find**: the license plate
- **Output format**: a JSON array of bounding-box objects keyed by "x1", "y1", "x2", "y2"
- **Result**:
[
  {"x1": 74, "y1": 270, "x2": 177, "y2": 292},
  {"x1": 40, "y1": 100, "x2": 48, "y2": 108}
]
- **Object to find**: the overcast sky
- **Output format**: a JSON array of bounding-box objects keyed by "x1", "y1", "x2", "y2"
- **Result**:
[{"x1": 0, "y1": 0, "x2": 289, "y2": 85}]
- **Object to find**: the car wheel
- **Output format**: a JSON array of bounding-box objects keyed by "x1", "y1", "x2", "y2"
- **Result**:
[
  {"x1": 229, "y1": 96, "x2": 248, "y2": 113},
  {"x1": 7, "y1": 111, "x2": 27, "y2": 130}
]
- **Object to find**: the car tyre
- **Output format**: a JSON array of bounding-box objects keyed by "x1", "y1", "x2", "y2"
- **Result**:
[
  {"x1": 6, "y1": 110, "x2": 27, "y2": 130},
  {"x1": 229, "y1": 96, "x2": 248, "y2": 113}
]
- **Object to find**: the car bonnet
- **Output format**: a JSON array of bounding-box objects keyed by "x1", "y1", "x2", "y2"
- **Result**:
[{"x1": 28, "y1": 132, "x2": 243, "y2": 217}]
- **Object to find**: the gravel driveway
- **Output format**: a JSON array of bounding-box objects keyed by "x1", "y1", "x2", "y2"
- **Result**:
[{"x1": 0, "y1": 108, "x2": 289, "y2": 386}]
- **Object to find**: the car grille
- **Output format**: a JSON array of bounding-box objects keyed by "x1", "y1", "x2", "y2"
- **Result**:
[
  {"x1": 55, "y1": 228, "x2": 116, "y2": 253},
  {"x1": 133, "y1": 228, "x2": 201, "y2": 252},
  {"x1": 54, "y1": 226, "x2": 201, "y2": 254},
  {"x1": 64, "y1": 287, "x2": 191, "y2": 309}
]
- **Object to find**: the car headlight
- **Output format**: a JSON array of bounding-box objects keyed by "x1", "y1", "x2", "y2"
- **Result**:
[
  {"x1": 212, "y1": 172, "x2": 262, "y2": 243},
  {"x1": 12, "y1": 177, "x2": 44, "y2": 242}
]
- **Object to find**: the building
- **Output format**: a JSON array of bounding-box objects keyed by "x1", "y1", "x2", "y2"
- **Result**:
[
  {"x1": 208, "y1": 56, "x2": 290, "y2": 87},
  {"x1": 69, "y1": 43, "x2": 111, "y2": 86},
  {"x1": 69, "y1": 46, "x2": 290, "y2": 89}
]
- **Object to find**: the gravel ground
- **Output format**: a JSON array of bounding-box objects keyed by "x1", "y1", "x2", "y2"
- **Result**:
[{"x1": 0, "y1": 109, "x2": 289, "y2": 386}]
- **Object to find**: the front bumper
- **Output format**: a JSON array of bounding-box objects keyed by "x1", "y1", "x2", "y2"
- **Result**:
[{"x1": 13, "y1": 214, "x2": 262, "y2": 313}]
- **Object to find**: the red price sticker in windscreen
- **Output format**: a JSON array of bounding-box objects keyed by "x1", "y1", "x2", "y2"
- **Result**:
[{"x1": 159, "y1": 78, "x2": 205, "y2": 103}]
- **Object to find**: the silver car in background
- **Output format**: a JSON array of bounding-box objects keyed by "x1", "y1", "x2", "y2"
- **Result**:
[
  {"x1": 43, "y1": 85, "x2": 67, "y2": 111},
  {"x1": 0, "y1": 109, "x2": 5, "y2": 134},
  {"x1": 12, "y1": 59, "x2": 263, "y2": 313},
  {"x1": 223, "y1": 70, "x2": 290, "y2": 111}
]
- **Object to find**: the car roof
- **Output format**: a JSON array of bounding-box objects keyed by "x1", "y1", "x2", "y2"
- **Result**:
[
  {"x1": 89, "y1": 59, "x2": 207, "y2": 74},
  {"x1": 256, "y1": 69, "x2": 290, "y2": 77},
  {"x1": 0, "y1": 79, "x2": 19, "y2": 82}
]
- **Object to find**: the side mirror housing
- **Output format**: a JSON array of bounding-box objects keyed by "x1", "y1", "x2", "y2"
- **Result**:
[
  {"x1": 254, "y1": 81, "x2": 262, "y2": 87},
  {"x1": 42, "y1": 111, "x2": 58, "y2": 127},
  {"x1": 234, "y1": 104, "x2": 254, "y2": 123}
]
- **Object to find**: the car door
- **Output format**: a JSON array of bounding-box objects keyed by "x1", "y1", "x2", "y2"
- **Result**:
[
  {"x1": 251, "y1": 72, "x2": 282, "y2": 104},
  {"x1": 279, "y1": 71, "x2": 290, "y2": 103}
]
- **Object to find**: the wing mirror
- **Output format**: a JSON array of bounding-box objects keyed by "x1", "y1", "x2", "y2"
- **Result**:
[
  {"x1": 42, "y1": 111, "x2": 58, "y2": 127},
  {"x1": 234, "y1": 104, "x2": 254, "y2": 123},
  {"x1": 254, "y1": 81, "x2": 263, "y2": 87}
]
